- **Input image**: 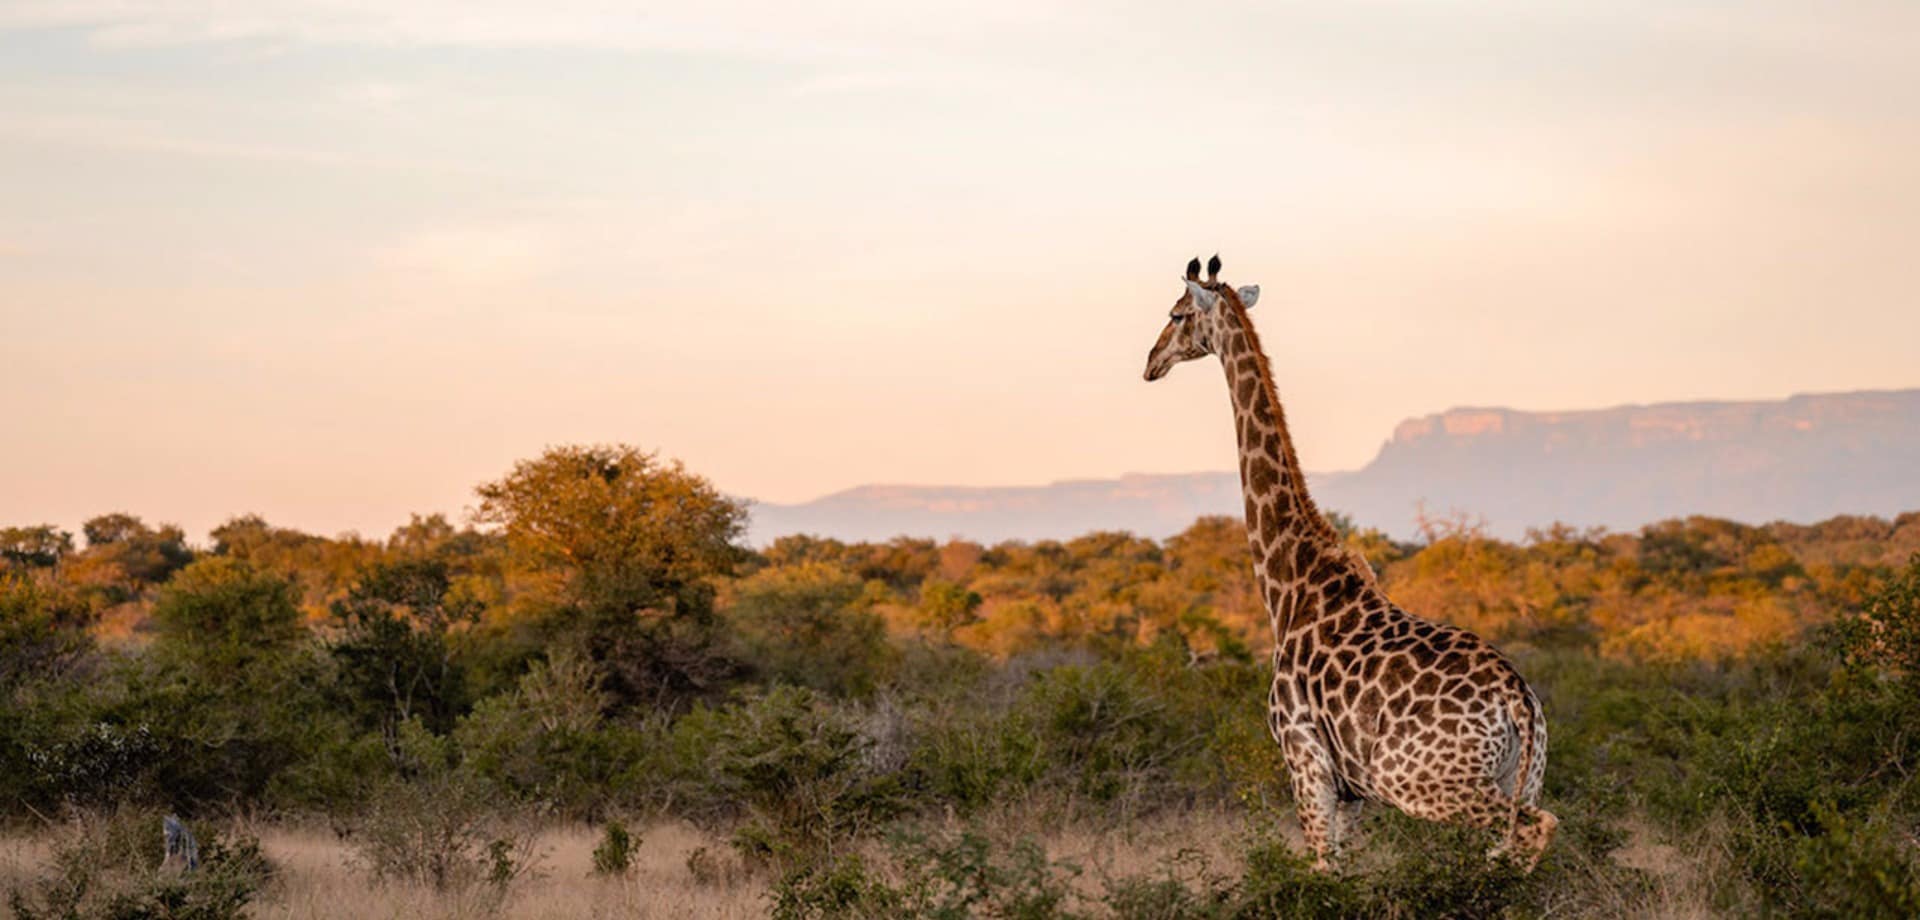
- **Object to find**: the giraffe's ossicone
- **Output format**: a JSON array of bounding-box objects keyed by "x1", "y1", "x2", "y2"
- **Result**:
[{"x1": 1143, "y1": 255, "x2": 1557, "y2": 873}]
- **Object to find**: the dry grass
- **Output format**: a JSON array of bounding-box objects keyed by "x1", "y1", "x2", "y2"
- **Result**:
[
  {"x1": 0, "y1": 829, "x2": 58, "y2": 896},
  {"x1": 1, "y1": 809, "x2": 1725, "y2": 918},
  {"x1": 255, "y1": 813, "x2": 1271, "y2": 919},
  {"x1": 251, "y1": 820, "x2": 767, "y2": 920},
  {"x1": 1541, "y1": 818, "x2": 1720, "y2": 920},
  {"x1": 0, "y1": 817, "x2": 765, "y2": 919}
]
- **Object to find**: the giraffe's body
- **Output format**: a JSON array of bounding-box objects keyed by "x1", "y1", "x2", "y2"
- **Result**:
[{"x1": 1143, "y1": 257, "x2": 1556, "y2": 872}]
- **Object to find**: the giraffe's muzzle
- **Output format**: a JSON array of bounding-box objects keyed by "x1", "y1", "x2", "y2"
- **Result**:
[{"x1": 1144, "y1": 355, "x2": 1172, "y2": 382}]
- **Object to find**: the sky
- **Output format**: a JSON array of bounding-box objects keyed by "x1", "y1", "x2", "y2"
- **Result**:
[{"x1": 2, "y1": 1, "x2": 1918, "y2": 544}]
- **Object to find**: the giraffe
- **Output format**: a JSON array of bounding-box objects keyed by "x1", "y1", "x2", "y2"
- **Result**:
[{"x1": 1142, "y1": 255, "x2": 1556, "y2": 873}]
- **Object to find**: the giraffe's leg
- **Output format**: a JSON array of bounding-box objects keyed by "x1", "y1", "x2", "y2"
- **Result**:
[
  {"x1": 1330, "y1": 798, "x2": 1367, "y2": 856},
  {"x1": 1512, "y1": 806, "x2": 1558, "y2": 872},
  {"x1": 1483, "y1": 804, "x2": 1558, "y2": 872},
  {"x1": 1277, "y1": 726, "x2": 1342, "y2": 872},
  {"x1": 1392, "y1": 782, "x2": 1558, "y2": 873}
]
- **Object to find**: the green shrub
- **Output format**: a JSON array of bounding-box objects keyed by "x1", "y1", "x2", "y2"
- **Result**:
[
  {"x1": 1100, "y1": 848, "x2": 1232, "y2": 920},
  {"x1": 591, "y1": 820, "x2": 635, "y2": 877},
  {"x1": 727, "y1": 562, "x2": 896, "y2": 696},
  {"x1": 894, "y1": 830, "x2": 1082, "y2": 920},
  {"x1": 1230, "y1": 835, "x2": 1366, "y2": 920},
  {"x1": 15, "y1": 644, "x2": 341, "y2": 813},
  {"x1": 345, "y1": 721, "x2": 533, "y2": 892},
  {"x1": 327, "y1": 556, "x2": 479, "y2": 736},
  {"x1": 1364, "y1": 824, "x2": 1531, "y2": 920},
  {"x1": 20, "y1": 718, "x2": 171, "y2": 810},
  {"x1": 0, "y1": 573, "x2": 92, "y2": 690},
  {"x1": 454, "y1": 647, "x2": 654, "y2": 818},
  {"x1": 769, "y1": 830, "x2": 1084, "y2": 920},
  {"x1": 1789, "y1": 805, "x2": 1920, "y2": 919},
  {"x1": 266, "y1": 726, "x2": 397, "y2": 813},
  {"x1": 1226, "y1": 823, "x2": 1534, "y2": 920},
  {"x1": 903, "y1": 708, "x2": 1043, "y2": 813},
  {"x1": 769, "y1": 854, "x2": 903, "y2": 920},
  {"x1": 150, "y1": 557, "x2": 301, "y2": 674},
  {"x1": 1104, "y1": 874, "x2": 1217, "y2": 920},
  {"x1": 669, "y1": 686, "x2": 906, "y2": 865},
  {"x1": 1722, "y1": 802, "x2": 1920, "y2": 918},
  {"x1": 1837, "y1": 553, "x2": 1920, "y2": 681},
  {"x1": 1019, "y1": 661, "x2": 1207, "y2": 807},
  {"x1": 471, "y1": 444, "x2": 748, "y2": 711},
  {"x1": 7, "y1": 809, "x2": 272, "y2": 920},
  {"x1": 484, "y1": 837, "x2": 528, "y2": 888},
  {"x1": 894, "y1": 648, "x2": 1261, "y2": 821}
]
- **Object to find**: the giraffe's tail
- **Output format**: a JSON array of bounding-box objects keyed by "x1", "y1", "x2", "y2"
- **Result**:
[{"x1": 1503, "y1": 684, "x2": 1541, "y2": 855}]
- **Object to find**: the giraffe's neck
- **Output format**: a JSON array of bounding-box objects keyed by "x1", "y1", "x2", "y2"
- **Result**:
[{"x1": 1211, "y1": 300, "x2": 1368, "y2": 638}]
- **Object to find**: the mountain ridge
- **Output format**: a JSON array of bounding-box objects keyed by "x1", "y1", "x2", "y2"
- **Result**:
[{"x1": 747, "y1": 388, "x2": 1920, "y2": 544}]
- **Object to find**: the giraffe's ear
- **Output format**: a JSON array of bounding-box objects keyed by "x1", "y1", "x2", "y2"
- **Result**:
[
  {"x1": 1237, "y1": 285, "x2": 1260, "y2": 309},
  {"x1": 1184, "y1": 280, "x2": 1218, "y2": 311}
]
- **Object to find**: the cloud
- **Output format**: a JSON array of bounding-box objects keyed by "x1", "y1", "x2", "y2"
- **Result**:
[
  {"x1": 0, "y1": 111, "x2": 509, "y2": 176},
  {"x1": 374, "y1": 220, "x2": 571, "y2": 287},
  {"x1": 0, "y1": 111, "x2": 358, "y2": 164},
  {"x1": 777, "y1": 65, "x2": 1020, "y2": 99},
  {"x1": 0, "y1": 1, "x2": 1068, "y2": 60},
  {"x1": 9, "y1": 2, "x2": 1914, "y2": 77},
  {"x1": 364, "y1": 200, "x2": 739, "y2": 294}
]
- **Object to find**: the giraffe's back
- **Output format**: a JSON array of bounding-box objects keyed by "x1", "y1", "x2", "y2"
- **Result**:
[{"x1": 1272, "y1": 599, "x2": 1546, "y2": 809}]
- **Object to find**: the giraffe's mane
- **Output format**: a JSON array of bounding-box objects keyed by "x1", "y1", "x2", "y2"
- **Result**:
[{"x1": 1214, "y1": 283, "x2": 1349, "y2": 555}]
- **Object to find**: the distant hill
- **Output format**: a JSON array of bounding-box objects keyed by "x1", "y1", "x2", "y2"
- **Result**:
[
  {"x1": 747, "y1": 474, "x2": 1246, "y2": 546},
  {"x1": 746, "y1": 389, "x2": 1920, "y2": 544}
]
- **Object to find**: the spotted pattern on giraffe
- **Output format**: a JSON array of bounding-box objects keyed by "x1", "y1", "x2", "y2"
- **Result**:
[{"x1": 1142, "y1": 256, "x2": 1556, "y2": 873}]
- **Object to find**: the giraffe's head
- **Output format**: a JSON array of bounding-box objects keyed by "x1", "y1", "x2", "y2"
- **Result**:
[{"x1": 1142, "y1": 254, "x2": 1261, "y2": 382}]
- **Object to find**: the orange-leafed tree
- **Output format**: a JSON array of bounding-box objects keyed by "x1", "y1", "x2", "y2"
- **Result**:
[{"x1": 473, "y1": 444, "x2": 748, "y2": 710}]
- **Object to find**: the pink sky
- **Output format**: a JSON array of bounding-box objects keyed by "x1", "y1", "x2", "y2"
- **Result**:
[{"x1": 3, "y1": 1, "x2": 1917, "y2": 542}]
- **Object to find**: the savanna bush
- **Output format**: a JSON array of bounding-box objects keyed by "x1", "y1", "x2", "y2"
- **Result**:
[
  {"x1": 1362, "y1": 823, "x2": 1532, "y2": 920},
  {"x1": 0, "y1": 573, "x2": 92, "y2": 688},
  {"x1": 344, "y1": 721, "x2": 534, "y2": 892},
  {"x1": 901, "y1": 708, "x2": 1044, "y2": 814},
  {"x1": 1230, "y1": 835, "x2": 1368, "y2": 920},
  {"x1": 893, "y1": 646, "x2": 1258, "y2": 819},
  {"x1": 669, "y1": 685, "x2": 907, "y2": 866},
  {"x1": 1099, "y1": 848, "x2": 1235, "y2": 919},
  {"x1": 890, "y1": 830, "x2": 1082, "y2": 920},
  {"x1": 1105, "y1": 823, "x2": 1542, "y2": 920},
  {"x1": 455, "y1": 647, "x2": 655, "y2": 818},
  {"x1": 769, "y1": 855, "x2": 904, "y2": 920},
  {"x1": 327, "y1": 556, "x2": 479, "y2": 737},
  {"x1": 1018, "y1": 649, "x2": 1255, "y2": 811},
  {"x1": 1636, "y1": 560, "x2": 1920, "y2": 914},
  {"x1": 12, "y1": 645, "x2": 341, "y2": 814},
  {"x1": 1788, "y1": 804, "x2": 1920, "y2": 919},
  {"x1": 591, "y1": 820, "x2": 635, "y2": 877},
  {"x1": 727, "y1": 562, "x2": 896, "y2": 696},
  {"x1": 21, "y1": 556, "x2": 344, "y2": 811},
  {"x1": 1838, "y1": 553, "x2": 1920, "y2": 681},
  {"x1": 7, "y1": 808, "x2": 272, "y2": 920},
  {"x1": 1022, "y1": 662, "x2": 1189, "y2": 805},
  {"x1": 769, "y1": 830, "x2": 1080, "y2": 920}
]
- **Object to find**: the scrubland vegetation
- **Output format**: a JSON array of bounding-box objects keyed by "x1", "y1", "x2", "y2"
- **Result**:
[{"x1": 4, "y1": 443, "x2": 1920, "y2": 917}]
